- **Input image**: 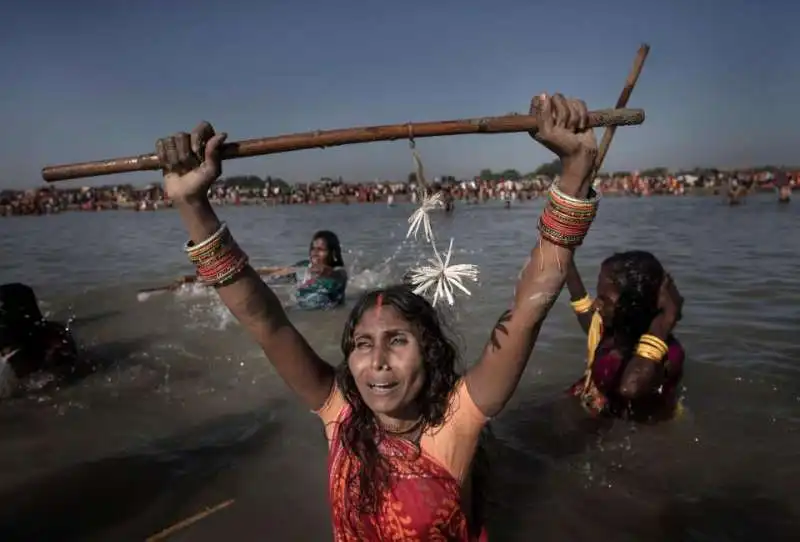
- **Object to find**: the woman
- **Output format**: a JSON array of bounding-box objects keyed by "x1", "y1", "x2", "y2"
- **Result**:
[
  {"x1": 775, "y1": 171, "x2": 791, "y2": 203},
  {"x1": 269, "y1": 230, "x2": 348, "y2": 310},
  {"x1": 727, "y1": 179, "x2": 748, "y2": 205},
  {"x1": 778, "y1": 184, "x2": 791, "y2": 203},
  {"x1": 143, "y1": 232, "x2": 346, "y2": 302},
  {"x1": 565, "y1": 252, "x2": 685, "y2": 421},
  {"x1": 157, "y1": 92, "x2": 600, "y2": 540}
]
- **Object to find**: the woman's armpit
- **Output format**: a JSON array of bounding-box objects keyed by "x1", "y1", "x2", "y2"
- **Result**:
[
  {"x1": 313, "y1": 382, "x2": 346, "y2": 439},
  {"x1": 450, "y1": 379, "x2": 491, "y2": 430},
  {"x1": 421, "y1": 380, "x2": 489, "y2": 482}
]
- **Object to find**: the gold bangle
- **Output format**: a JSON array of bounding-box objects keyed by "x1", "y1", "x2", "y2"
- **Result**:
[
  {"x1": 639, "y1": 342, "x2": 668, "y2": 358},
  {"x1": 570, "y1": 294, "x2": 594, "y2": 314},
  {"x1": 639, "y1": 333, "x2": 668, "y2": 354},
  {"x1": 635, "y1": 343, "x2": 665, "y2": 362}
]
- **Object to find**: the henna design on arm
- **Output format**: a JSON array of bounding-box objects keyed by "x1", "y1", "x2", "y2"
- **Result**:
[{"x1": 489, "y1": 309, "x2": 513, "y2": 351}]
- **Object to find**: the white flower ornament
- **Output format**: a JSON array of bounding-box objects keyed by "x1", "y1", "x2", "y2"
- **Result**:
[
  {"x1": 406, "y1": 191, "x2": 443, "y2": 242},
  {"x1": 407, "y1": 238, "x2": 479, "y2": 307},
  {"x1": 403, "y1": 140, "x2": 480, "y2": 307}
]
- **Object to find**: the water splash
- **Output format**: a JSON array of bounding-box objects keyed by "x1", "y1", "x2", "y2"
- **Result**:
[{"x1": 0, "y1": 350, "x2": 20, "y2": 399}]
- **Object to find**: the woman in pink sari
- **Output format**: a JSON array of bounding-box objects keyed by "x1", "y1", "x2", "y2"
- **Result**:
[
  {"x1": 156, "y1": 92, "x2": 601, "y2": 540},
  {"x1": 566, "y1": 252, "x2": 686, "y2": 422}
]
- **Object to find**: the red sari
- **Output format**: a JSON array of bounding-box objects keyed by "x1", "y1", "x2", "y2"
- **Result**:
[{"x1": 327, "y1": 405, "x2": 488, "y2": 541}]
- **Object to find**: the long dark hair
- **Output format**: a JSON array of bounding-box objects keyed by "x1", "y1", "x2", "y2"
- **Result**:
[
  {"x1": 311, "y1": 230, "x2": 344, "y2": 267},
  {"x1": 335, "y1": 285, "x2": 487, "y2": 521},
  {"x1": 600, "y1": 250, "x2": 665, "y2": 360}
]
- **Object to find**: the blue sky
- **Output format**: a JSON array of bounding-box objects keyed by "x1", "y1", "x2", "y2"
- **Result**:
[{"x1": 2, "y1": 0, "x2": 798, "y2": 189}]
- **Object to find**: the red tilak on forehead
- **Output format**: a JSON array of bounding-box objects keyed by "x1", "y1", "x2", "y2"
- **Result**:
[{"x1": 376, "y1": 293, "x2": 384, "y2": 317}]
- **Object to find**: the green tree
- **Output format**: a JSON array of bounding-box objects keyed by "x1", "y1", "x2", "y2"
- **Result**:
[
  {"x1": 265, "y1": 176, "x2": 290, "y2": 192},
  {"x1": 534, "y1": 159, "x2": 562, "y2": 177},
  {"x1": 500, "y1": 169, "x2": 520, "y2": 180},
  {"x1": 408, "y1": 172, "x2": 418, "y2": 184},
  {"x1": 479, "y1": 168, "x2": 495, "y2": 180}
]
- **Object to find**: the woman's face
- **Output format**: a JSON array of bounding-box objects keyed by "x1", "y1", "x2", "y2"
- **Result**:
[
  {"x1": 309, "y1": 237, "x2": 330, "y2": 266},
  {"x1": 348, "y1": 305, "x2": 426, "y2": 422},
  {"x1": 595, "y1": 266, "x2": 620, "y2": 328}
]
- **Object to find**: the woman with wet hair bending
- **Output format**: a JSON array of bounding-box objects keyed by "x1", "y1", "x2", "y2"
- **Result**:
[
  {"x1": 566, "y1": 251, "x2": 686, "y2": 422},
  {"x1": 156, "y1": 92, "x2": 601, "y2": 541}
]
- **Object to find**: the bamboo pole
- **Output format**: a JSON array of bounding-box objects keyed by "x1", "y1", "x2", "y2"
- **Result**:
[
  {"x1": 593, "y1": 44, "x2": 651, "y2": 174},
  {"x1": 41, "y1": 108, "x2": 644, "y2": 183},
  {"x1": 579, "y1": 45, "x2": 650, "y2": 395},
  {"x1": 145, "y1": 499, "x2": 235, "y2": 542},
  {"x1": 138, "y1": 266, "x2": 293, "y2": 296}
]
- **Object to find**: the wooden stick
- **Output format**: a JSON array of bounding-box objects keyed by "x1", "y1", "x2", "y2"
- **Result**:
[
  {"x1": 41, "y1": 108, "x2": 644, "y2": 182},
  {"x1": 145, "y1": 499, "x2": 235, "y2": 542},
  {"x1": 594, "y1": 44, "x2": 651, "y2": 173},
  {"x1": 580, "y1": 45, "x2": 650, "y2": 396},
  {"x1": 138, "y1": 266, "x2": 294, "y2": 295}
]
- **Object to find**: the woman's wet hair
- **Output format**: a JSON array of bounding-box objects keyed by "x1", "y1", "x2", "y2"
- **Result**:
[
  {"x1": 335, "y1": 285, "x2": 487, "y2": 521},
  {"x1": 311, "y1": 230, "x2": 345, "y2": 267},
  {"x1": 600, "y1": 250, "x2": 665, "y2": 359}
]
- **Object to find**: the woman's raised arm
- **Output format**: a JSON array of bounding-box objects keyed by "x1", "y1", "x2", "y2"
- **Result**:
[
  {"x1": 159, "y1": 122, "x2": 335, "y2": 410},
  {"x1": 465, "y1": 93, "x2": 599, "y2": 418}
]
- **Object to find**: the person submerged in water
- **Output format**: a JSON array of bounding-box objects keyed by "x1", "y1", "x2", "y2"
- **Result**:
[
  {"x1": 778, "y1": 184, "x2": 791, "y2": 203},
  {"x1": 775, "y1": 170, "x2": 791, "y2": 203},
  {"x1": 156, "y1": 91, "x2": 601, "y2": 540},
  {"x1": 0, "y1": 283, "x2": 79, "y2": 398},
  {"x1": 727, "y1": 179, "x2": 748, "y2": 205},
  {"x1": 270, "y1": 230, "x2": 348, "y2": 310},
  {"x1": 565, "y1": 252, "x2": 685, "y2": 422}
]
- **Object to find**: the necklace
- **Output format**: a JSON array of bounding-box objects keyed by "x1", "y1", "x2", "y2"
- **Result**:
[{"x1": 379, "y1": 417, "x2": 423, "y2": 436}]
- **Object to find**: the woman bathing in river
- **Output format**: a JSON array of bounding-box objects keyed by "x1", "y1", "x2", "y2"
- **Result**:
[
  {"x1": 565, "y1": 252, "x2": 685, "y2": 422},
  {"x1": 147, "y1": 230, "x2": 347, "y2": 310},
  {"x1": 267, "y1": 230, "x2": 348, "y2": 310},
  {"x1": 158, "y1": 92, "x2": 600, "y2": 541}
]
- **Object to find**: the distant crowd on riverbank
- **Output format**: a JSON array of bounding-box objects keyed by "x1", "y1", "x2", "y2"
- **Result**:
[{"x1": 1, "y1": 169, "x2": 795, "y2": 217}]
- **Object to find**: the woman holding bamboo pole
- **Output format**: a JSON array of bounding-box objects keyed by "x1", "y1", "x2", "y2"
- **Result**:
[{"x1": 158, "y1": 92, "x2": 601, "y2": 541}]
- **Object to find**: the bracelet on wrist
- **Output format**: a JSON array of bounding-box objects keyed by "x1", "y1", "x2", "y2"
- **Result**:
[
  {"x1": 570, "y1": 294, "x2": 594, "y2": 314},
  {"x1": 185, "y1": 222, "x2": 250, "y2": 287}
]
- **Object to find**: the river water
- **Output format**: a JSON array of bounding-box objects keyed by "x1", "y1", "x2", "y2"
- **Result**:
[{"x1": 0, "y1": 195, "x2": 798, "y2": 541}]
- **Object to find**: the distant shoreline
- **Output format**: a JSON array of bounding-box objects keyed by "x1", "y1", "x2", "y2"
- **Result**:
[
  {"x1": 93, "y1": 185, "x2": 787, "y2": 211},
  {"x1": 1, "y1": 185, "x2": 790, "y2": 217}
]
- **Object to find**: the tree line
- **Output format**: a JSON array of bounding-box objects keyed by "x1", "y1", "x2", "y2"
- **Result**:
[
  {"x1": 470, "y1": 164, "x2": 799, "y2": 182},
  {"x1": 230, "y1": 164, "x2": 798, "y2": 188}
]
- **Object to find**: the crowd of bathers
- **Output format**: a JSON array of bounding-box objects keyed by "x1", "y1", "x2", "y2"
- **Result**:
[{"x1": 1, "y1": 168, "x2": 794, "y2": 217}]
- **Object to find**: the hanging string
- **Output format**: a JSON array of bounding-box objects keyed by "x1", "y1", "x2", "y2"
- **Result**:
[
  {"x1": 407, "y1": 124, "x2": 440, "y2": 257},
  {"x1": 408, "y1": 123, "x2": 428, "y2": 192}
]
